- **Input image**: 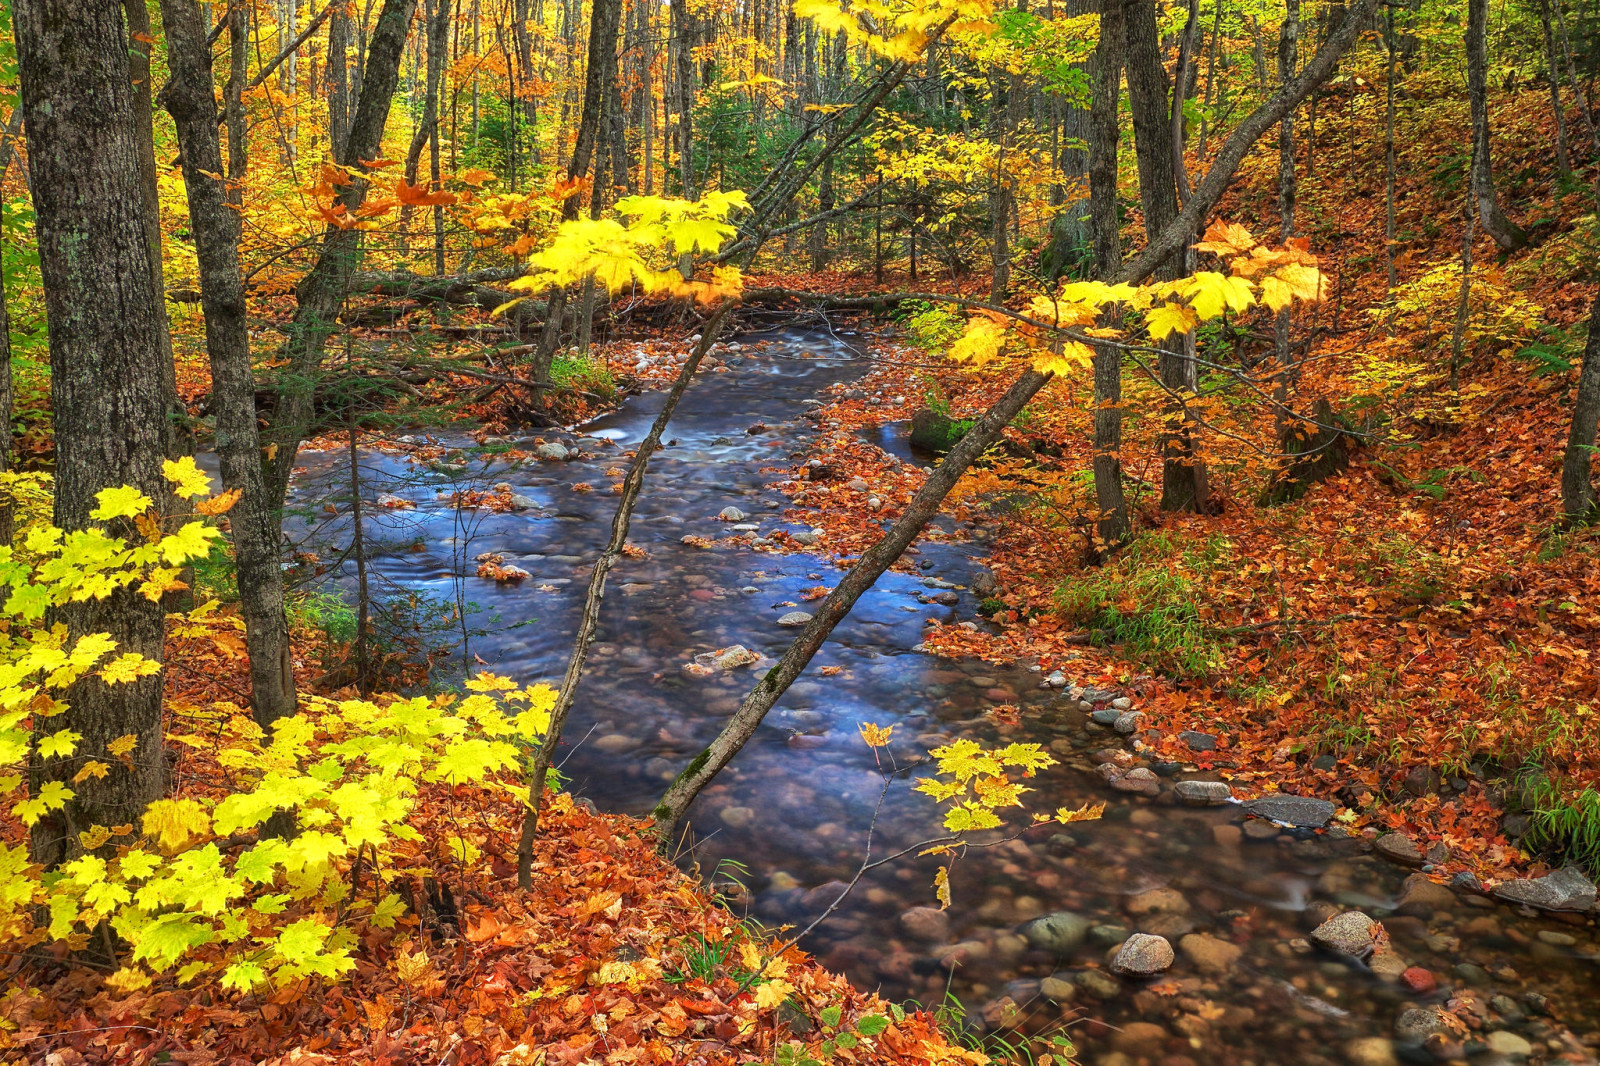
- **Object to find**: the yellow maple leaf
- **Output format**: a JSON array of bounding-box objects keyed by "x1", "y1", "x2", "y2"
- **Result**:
[
  {"x1": 142, "y1": 797, "x2": 212, "y2": 852},
  {"x1": 858, "y1": 722, "x2": 895, "y2": 747},
  {"x1": 162, "y1": 457, "x2": 214, "y2": 499},
  {"x1": 1145, "y1": 302, "x2": 1198, "y2": 340}
]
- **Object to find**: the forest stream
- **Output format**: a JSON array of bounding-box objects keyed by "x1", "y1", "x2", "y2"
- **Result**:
[{"x1": 284, "y1": 325, "x2": 1600, "y2": 1065}]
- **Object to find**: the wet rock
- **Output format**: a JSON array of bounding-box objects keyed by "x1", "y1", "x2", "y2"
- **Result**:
[
  {"x1": 1139, "y1": 913, "x2": 1196, "y2": 939},
  {"x1": 1536, "y1": 929, "x2": 1576, "y2": 947},
  {"x1": 937, "y1": 940, "x2": 989, "y2": 968},
  {"x1": 1242, "y1": 819, "x2": 1281, "y2": 840},
  {"x1": 924, "y1": 590, "x2": 959, "y2": 605},
  {"x1": 1110, "y1": 933, "x2": 1174, "y2": 976},
  {"x1": 717, "y1": 506, "x2": 748, "y2": 522},
  {"x1": 1394, "y1": 1008, "x2": 1447, "y2": 1042},
  {"x1": 1126, "y1": 888, "x2": 1189, "y2": 916},
  {"x1": 719, "y1": 806, "x2": 756, "y2": 829},
  {"x1": 1491, "y1": 866, "x2": 1596, "y2": 912},
  {"x1": 711, "y1": 645, "x2": 759, "y2": 670},
  {"x1": 1020, "y1": 911, "x2": 1093, "y2": 954},
  {"x1": 1113, "y1": 712, "x2": 1145, "y2": 734},
  {"x1": 1090, "y1": 709, "x2": 1121, "y2": 725},
  {"x1": 1179, "y1": 933, "x2": 1243, "y2": 974},
  {"x1": 1450, "y1": 870, "x2": 1484, "y2": 894},
  {"x1": 1089, "y1": 924, "x2": 1130, "y2": 947},
  {"x1": 376, "y1": 493, "x2": 413, "y2": 508},
  {"x1": 777, "y1": 611, "x2": 813, "y2": 627},
  {"x1": 1484, "y1": 1032, "x2": 1533, "y2": 1059},
  {"x1": 791, "y1": 531, "x2": 819, "y2": 546},
  {"x1": 509, "y1": 494, "x2": 539, "y2": 511},
  {"x1": 1242, "y1": 794, "x2": 1336, "y2": 828},
  {"x1": 800, "y1": 881, "x2": 849, "y2": 915},
  {"x1": 1369, "y1": 950, "x2": 1408, "y2": 980},
  {"x1": 1112, "y1": 1022, "x2": 1168, "y2": 1055},
  {"x1": 1178, "y1": 730, "x2": 1217, "y2": 751},
  {"x1": 1174, "y1": 780, "x2": 1232, "y2": 806},
  {"x1": 1039, "y1": 975, "x2": 1077, "y2": 1004},
  {"x1": 1344, "y1": 1037, "x2": 1400, "y2": 1066},
  {"x1": 681, "y1": 662, "x2": 715, "y2": 680},
  {"x1": 1400, "y1": 966, "x2": 1437, "y2": 994},
  {"x1": 1397, "y1": 873, "x2": 1457, "y2": 915},
  {"x1": 592, "y1": 734, "x2": 639, "y2": 754},
  {"x1": 1045, "y1": 671, "x2": 1068, "y2": 688},
  {"x1": 1375, "y1": 833, "x2": 1424, "y2": 867},
  {"x1": 1110, "y1": 697, "x2": 1133, "y2": 711},
  {"x1": 536, "y1": 442, "x2": 570, "y2": 461},
  {"x1": 1309, "y1": 911, "x2": 1378, "y2": 958},
  {"x1": 1074, "y1": 969, "x2": 1121, "y2": 999},
  {"x1": 899, "y1": 907, "x2": 950, "y2": 942},
  {"x1": 1111, "y1": 768, "x2": 1161, "y2": 796}
]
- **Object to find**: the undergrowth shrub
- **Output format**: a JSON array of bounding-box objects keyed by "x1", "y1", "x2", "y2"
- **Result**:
[
  {"x1": 896, "y1": 299, "x2": 965, "y2": 350},
  {"x1": 1525, "y1": 780, "x2": 1600, "y2": 873},
  {"x1": 550, "y1": 352, "x2": 618, "y2": 400},
  {"x1": 0, "y1": 467, "x2": 554, "y2": 995},
  {"x1": 1056, "y1": 532, "x2": 1231, "y2": 679}
]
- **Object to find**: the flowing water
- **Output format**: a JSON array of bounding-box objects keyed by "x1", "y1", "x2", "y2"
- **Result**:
[{"x1": 285, "y1": 326, "x2": 1600, "y2": 1065}]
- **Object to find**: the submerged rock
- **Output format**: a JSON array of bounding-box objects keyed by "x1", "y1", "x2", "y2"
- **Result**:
[
  {"x1": 1179, "y1": 933, "x2": 1243, "y2": 974},
  {"x1": 1310, "y1": 911, "x2": 1378, "y2": 958},
  {"x1": 1020, "y1": 911, "x2": 1093, "y2": 954},
  {"x1": 1242, "y1": 794, "x2": 1335, "y2": 828},
  {"x1": 1110, "y1": 768, "x2": 1160, "y2": 796},
  {"x1": 898, "y1": 906, "x2": 950, "y2": 943},
  {"x1": 1394, "y1": 1007, "x2": 1447, "y2": 1042},
  {"x1": 1110, "y1": 933, "x2": 1174, "y2": 976}
]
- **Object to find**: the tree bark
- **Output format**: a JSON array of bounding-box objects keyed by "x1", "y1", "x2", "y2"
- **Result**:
[
  {"x1": 263, "y1": 0, "x2": 419, "y2": 507},
  {"x1": 328, "y1": 4, "x2": 352, "y2": 158},
  {"x1": 1561, "y1": 289, "x2": 1600, "y2": 522},
  {"x1": 1089, "y1": 0, "x2": 1128, "y2": 554},
  {"x1": 1125, "y1": 0, "x2": 1205, "y2": 512},
  {"x1": 122, "y1": 0, "x2": 183, "y2": 459},
  {"x1": 1465, "y1": 0, "x2": 1528, "y2": 251},
  {"x1": 1535, "y1": 0, "x2": 1571, "y2": 177},
  {"x1": 0, "y1": 107, "x2": 20, "y2": 545},
  {"x1": 16, "y1": 0, "x2": 172, "y2": 866},
  {"x1": 160, "y1": 0, "x2": 300, "y2": 728},
  {"x1": 225, "y1": 0, "x2": 248, "y2": 205}
]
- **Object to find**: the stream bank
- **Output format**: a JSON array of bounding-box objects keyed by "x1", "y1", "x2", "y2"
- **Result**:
[{"x1": 286, "y1": 323, "x2": 1600, "y2": 1065}]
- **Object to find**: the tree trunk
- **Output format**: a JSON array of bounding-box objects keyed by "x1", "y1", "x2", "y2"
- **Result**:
[
  {"x1": 671, "y1": 0, "x2": 697, "y2": 200},
  {"x1": 0, "y1": 106, "x2": 22, "y2": 545},
  {"x1": 225, "y1": 0, "x2": 248, "y2": 205},
  {"x1": 1535, "y1": 0, "x2": 1571, "y2": 177},
  {"x1": 1271, "y1": 0, "x2": 1300, "y2": 462},
  {"x1": 1089, "y1": 0, "x2": 1128, "y2": 554},
  {"x1": 530, "y1": 0, "x2": 623, "y2": 383},
  {"x1": 15, "y1": 0, "x2": 172, "y2": 866},
  {"x1": 1560, "y1": 289, "x2": 1600, "y2": 522},
  {"x1": 1384, "y1": 5, "x2": 1398, "y2": 293},
  {"x1": 160, "y1": 0, "x2": 300, "y2": 729},
  {"x1": 328, "y1": 4, "x2": 352, "y2": 158},
  {"x1": 1125, "y1": 0, "x2": 1205, "y2": 512},
  {"x1": 122, "y1": 0, "x2": 183, "y2": 460},
  {"x1": 263, "y1": 0, "x2": 419, "y2": 507},
  {"x1": 1465, "y1": 0, "x2": 1528, "y2": 251}
]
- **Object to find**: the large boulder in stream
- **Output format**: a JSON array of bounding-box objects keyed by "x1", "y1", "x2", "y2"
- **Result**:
[
  {"x1": 1491, "y1": 866, "x2": 1597, "y2": 912},
  {"x1": 1242, "y1": 794, "x2": 1336, "y2": 828}
]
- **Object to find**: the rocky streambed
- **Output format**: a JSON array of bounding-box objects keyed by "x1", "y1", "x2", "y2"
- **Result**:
[{"x1": 284, "y1": 324, "x2": 1600, "y2": 1065}]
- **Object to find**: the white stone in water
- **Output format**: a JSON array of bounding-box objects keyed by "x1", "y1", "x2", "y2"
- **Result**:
[
  {"x1": 777, "y1": 611, "x2": 812, "y2": 627},
  {"x1": 868, "y1": 497, "x2": 884, "y2": 511},
  {"x1": 510, "y1": 495, "x2": 538, "y2": 511},
  {"x1": 536, "y1": 442, "x2": 569, "y2": 461},
  {"x1": 376, "y1": 493, "x2": 413, "y2": 509},
  {"x1": 718, "y1": 506, "x2": 747, "y2": 522}
]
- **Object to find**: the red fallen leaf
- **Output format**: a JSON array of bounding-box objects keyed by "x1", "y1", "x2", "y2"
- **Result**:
[
  {"x1": 676, "y1": 998, "x2": 724, "y2": 1015},
  {"x1": 465, "y1": 913, "x2": 502, "y2": 942}
]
